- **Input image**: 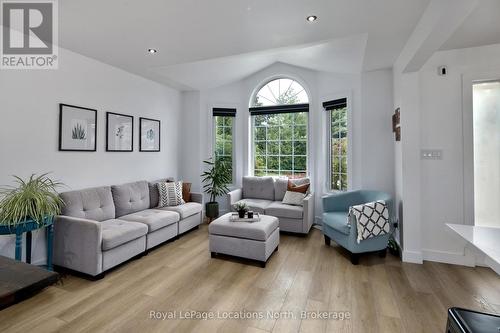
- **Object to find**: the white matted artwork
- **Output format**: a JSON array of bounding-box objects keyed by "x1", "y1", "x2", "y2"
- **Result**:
[
  {"x1": 139, "y1": 117, "x2": 160, "y2": 152},
  {"x1": 59, "y1": 104, "x2": 97, "y2": 151},
  {"x1": 106, "y1": 112, "x2": 133, "y2": 152}
]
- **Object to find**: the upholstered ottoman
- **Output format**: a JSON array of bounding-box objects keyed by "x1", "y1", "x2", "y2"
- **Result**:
[{"x1": 208, "y1": 213, "x2": 279, "y2": 267}]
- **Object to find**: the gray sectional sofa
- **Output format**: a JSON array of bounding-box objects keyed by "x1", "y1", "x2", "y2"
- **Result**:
[
  {"x1": 53, "y1": 178, "x2": 203, "y2": 278},
  {"x1": 227, "y1": 176, "x2": 314, "y2": 234}
]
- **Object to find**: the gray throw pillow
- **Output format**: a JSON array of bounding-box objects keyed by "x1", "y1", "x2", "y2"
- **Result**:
[{"x1": 282, "y1": 190, "x2": 305, "y2": 206}]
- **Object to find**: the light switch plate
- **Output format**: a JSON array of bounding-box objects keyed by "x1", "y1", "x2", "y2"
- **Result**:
[{"x1": 421, "y1": 149, "x2": 443, "y2": 160}]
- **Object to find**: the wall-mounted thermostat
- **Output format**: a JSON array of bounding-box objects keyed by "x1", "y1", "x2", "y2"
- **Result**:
[{"x1": 438, "y1": 66, "x2": 448, "y2": 76}]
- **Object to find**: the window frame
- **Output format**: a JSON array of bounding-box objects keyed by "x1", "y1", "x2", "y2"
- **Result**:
[
  {"x1": 212, "y1": 114, "x2": 236, "y2": 186},
  {"x1": 251, "y1": 112, "x2": 309, "y2": 178},
  {"x1": 326, "y1": 96, "x2": 352, "y2": 193}
]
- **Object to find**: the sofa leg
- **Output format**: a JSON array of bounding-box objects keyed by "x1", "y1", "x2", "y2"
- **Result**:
[
  {"x1": 324, "y1": 235, "x2": 331, "y2": 246},
  {"x1": 350, "y1": 253, "x2": 359, "y2": 265},
  {"x1": 260, "y1": 261, "x2": 266, "y2": 268},
  {"x1": 274, "y1": 245, "x2": 279, "y2": 252},
  {"x1": 91, "y1": 272, "x2": 105, "y2": 281},
  {"x1": 378, "y1": 248, "x2": 387, "y2": 258},
  {"x1": 211, "y1": 252, "x2": 216, "y2": 258}
]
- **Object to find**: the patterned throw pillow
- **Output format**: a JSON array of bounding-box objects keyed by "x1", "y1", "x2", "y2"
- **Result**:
[
  {"x1": 157, "y1": 181, "x2": 185, "y2": 207},
  {"x1": 282, "y1": 190, "x2": 306, "y2": 206},
  {"x1": 287, "y1": 179, "x2": 310, "y2": 193}
]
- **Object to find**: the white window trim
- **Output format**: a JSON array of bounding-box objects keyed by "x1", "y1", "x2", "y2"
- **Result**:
[
  {"x1": 324, "y1": 94, "x2": 353, "y2": 194},
  {"x1": 212, "y1": 113, "x2": 236, "y2": 187}
]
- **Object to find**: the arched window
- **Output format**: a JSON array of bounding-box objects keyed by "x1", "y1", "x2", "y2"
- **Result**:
[
  {"x1": 252, "y1": 78, "x2": 309, "y2": 107},
  {"x1": 250, "y1": 78, "x2": 309, "y2": 177}
]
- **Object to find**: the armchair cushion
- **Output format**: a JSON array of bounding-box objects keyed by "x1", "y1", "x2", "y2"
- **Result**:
[
  {"x1": 120, "y1": 209, "x2": 180, "y2": 232},
  {"x1": 234, "y1": 198, "x2": 272, "y2": 214},
  {"x1": 101, "y1": 219, "x2": 148, "y2": 251},
  {"x1": 265, "y1": 201, "x2": 303, "y2": 219},
  {"x1": 323, "y1": 212, "x2": 351, "y2": 236},
  {"x1": 160, "y1": 202, "x2": 202, "y2": 219}
]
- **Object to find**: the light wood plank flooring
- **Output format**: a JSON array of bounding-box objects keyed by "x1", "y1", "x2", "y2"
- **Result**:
[{"x1": 0, "y1": 225, "x2": 499, "y2": 333}]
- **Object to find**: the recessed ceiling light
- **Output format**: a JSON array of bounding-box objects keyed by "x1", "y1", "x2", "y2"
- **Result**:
[
  {"x1": 306, "y1": 15, "x2": 317, "y2": 22},
  {"x1": 147, "y1": 48, "x2": 158, "y2": 54}
]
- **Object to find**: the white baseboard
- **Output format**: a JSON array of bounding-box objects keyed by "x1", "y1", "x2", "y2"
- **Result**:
[
  {"x1": 402, "y1": 250, "x2": 423, "y2": 264},
  {"x1": 421, "y1": 249, "x2": 475, "y2": 267}
]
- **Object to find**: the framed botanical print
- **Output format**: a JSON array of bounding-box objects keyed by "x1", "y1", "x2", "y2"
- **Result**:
[
  {"x1": 59, "y1": 103, "x2": 97, "y2": 151},
  {"x1": 139, "y1": 117, "x2": 160, "y2": 152},
  {"x1": 106, "y1": 112, "x2": 133, "y2": 152}
]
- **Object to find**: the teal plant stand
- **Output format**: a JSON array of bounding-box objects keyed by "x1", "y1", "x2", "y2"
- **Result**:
[{"x1": 0, "y1": 216, "x2": 54, "y2": 271}]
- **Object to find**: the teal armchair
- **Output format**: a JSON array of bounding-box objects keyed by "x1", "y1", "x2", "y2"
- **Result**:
[{"x1": 322, "y1": 190, "x2": 393, "y2": 264}]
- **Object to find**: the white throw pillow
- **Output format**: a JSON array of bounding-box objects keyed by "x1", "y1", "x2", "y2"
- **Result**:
[
  {"x1": 157, "y1": 181, "x2": 185, "y2": 207},
  {"x1": 282, "y1": 190, "x2": 306, "y2": 206}
]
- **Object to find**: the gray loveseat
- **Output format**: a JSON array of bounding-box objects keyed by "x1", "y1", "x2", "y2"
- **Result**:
[
  {"x1": 227, "y1": 176, "x2": 314, "y2": 234},
  {"x1": 53, "y1": 178, "x2": 203, "y2": 278}
]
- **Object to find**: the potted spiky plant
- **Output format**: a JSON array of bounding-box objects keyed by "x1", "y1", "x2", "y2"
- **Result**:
[
  {"x1": 201, "y1": 158, "x2": 231, "y2": 219},
  {"x1": 0, "y1": 173, "x2": 64, "y2": 228}
]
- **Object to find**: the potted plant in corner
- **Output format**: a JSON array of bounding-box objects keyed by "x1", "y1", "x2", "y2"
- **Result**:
[
  {"x1": 201, "y1": 158, "x2": 231, "y2": 219},
  {"x1": 233, "y1": 202, "x2": 249, "y2": 219},
  {"x1": 0, "y1": 173, "x2": 64, "y2": 268}
]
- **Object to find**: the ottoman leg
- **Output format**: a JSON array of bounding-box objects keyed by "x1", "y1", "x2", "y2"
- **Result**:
[
  {"x1": 260, "y1": 261, "x2": 266, "y2": 268},
  {"x1": 324, "y1": 235, "x2": 331, "y2": 246},
  {"x1": 274, "y1": 245, "x2": 279, "y2": 252}
]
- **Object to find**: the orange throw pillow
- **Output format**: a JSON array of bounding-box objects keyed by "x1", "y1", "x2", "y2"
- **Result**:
[
  {"x1": 287, "y1": 179, "x2": 309, "y2": 193},
  {"x1": 182, "y1": 182, "x2": 192, "y2": 202}
]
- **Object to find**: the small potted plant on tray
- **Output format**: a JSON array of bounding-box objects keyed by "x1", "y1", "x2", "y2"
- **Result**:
[{"x1": 233, "y1": 202, "x2": 249, "y2": 219}]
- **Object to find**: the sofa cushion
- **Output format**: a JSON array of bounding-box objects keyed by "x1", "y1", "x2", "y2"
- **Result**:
[
  {"x1": 148, "y1": 177, "x2": 174, "y2": 208},
  {"x1": 242, "y1": 176, "x2": 275, "y2": 201},
  {"x1": 209, "y1": 213, "x2": 279, "y2": 241},
  {"x1": 120, "y1": 209, "x2": 180, "y2": 232},
  {"x1": 101, "y1": 219, "x2": 148, "y2": 251},
  {"x1": 235, "y1": 198, "x2": 273, "y2": 214},
  {"x1": 160, "y1": 202, "x2": 202, "y2": 219},
  {"x1": 60, "y1": 186, "x2": 115, "y2": 222},
  {"x1": 265, "y1": 201, "x2": 303, "y2": 219},
  {"x1": 274, "y1": 178, "x2": 289, "y2": 201},
  {"x1": 112, "y1": 181, "x2": 150, "y2": 217},
  {"x1": 322, "y1": 212, "x2": 351, "y2": 236}
]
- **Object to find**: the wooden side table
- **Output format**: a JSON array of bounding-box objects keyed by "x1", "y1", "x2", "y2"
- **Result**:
[{"x1": 0, "y1": 216, "x2": 54, "y2": 271}]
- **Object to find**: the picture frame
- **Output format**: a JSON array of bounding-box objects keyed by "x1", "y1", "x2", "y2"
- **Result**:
[
  {"x1": 139, "y1": 117, "x2": 160, "y2": 152},
  {"x1": 59, "y1": 103, "x2": 97, "y2": 151},
  {"x1": 106, "y1": 112, "x2": 133, "y2": 152}
]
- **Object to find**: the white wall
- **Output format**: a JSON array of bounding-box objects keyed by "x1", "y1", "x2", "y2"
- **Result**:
[
  {"x1": 0, "y1": 47, "x2": 181, "y2": 264},
  {"x1": 179, "y1": 62, "x2": 395, "y2": 219},
  {"x1": 395, "y1": 43, "x2": 500, "y2": 265}
]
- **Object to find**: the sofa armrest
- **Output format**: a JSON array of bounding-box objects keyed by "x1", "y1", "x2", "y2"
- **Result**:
[
  {"x1": 53, "y1": 215, "x2": 103, "y2": 276},
  {"x1": 227, "y1": 188, "x2": 242, "y2": 209},
  {"x1": 303, "y1": 193, "x2": 315, "y2": 233},
  {"x1": 190, "y1": 192, "x2": 203, "y2": 204}
]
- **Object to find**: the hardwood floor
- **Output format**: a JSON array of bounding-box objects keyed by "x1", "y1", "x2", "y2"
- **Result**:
[{"x1": 0, "y1": 225, "x2": 498, "y2": 333}]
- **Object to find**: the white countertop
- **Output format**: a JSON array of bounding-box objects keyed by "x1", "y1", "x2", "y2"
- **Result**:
[{"x1": 447, "y1": 223, "x2": 500, "y2": 274}]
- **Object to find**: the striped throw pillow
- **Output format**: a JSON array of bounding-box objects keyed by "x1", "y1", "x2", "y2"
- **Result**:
[{"x1": 157, "y1": 181, "x2": 185, "y2": 207}]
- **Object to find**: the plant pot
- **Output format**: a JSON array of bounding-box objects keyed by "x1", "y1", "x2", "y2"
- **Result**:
[
  {"x1": 238, "y1": 211, "x2": 246, "y2": 218},
  {"x1": 205, "y1": 202, "x2": 219, "y2": 218}
]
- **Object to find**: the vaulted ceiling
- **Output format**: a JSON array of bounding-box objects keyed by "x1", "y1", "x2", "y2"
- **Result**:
[{"x1": 57, "y1": 0, "x2": 499, "y2": 90}]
